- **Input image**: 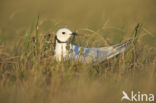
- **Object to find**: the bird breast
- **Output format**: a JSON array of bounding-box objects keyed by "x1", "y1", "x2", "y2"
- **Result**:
[{"x1": 54, "y1": 43, "x2": 68, "y2": 61}]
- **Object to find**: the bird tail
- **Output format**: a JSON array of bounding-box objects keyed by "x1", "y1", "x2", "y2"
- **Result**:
[
  {"x1": 107, "y1": 40, "x2": 132, "y2": 59},
  {"x1": 113, "y1": 39, "x2": 132, "y2": 51}
]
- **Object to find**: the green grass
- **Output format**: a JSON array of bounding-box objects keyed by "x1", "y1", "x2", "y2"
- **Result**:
[{"x1": 0, "y1": 0, "x2": 156, "y2": 103}]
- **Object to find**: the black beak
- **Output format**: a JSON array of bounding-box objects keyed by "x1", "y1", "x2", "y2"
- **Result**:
[{"x1": 72, "y1": 32, "x2": 77, "y2": 36}]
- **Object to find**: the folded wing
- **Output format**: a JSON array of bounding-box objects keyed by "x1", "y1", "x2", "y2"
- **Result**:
[{"x1": 67, "y1": 40, "x2": 132, "y2": 63}]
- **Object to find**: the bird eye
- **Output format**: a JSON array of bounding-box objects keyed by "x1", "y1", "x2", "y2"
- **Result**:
[{"x1": 62, "y1": 32, "x2": 66, "y2": 35}]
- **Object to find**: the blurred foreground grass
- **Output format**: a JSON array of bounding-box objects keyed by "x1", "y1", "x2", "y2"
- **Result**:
[{"x1": 0, "y1": 0, "x2": 156, "y2": 103}]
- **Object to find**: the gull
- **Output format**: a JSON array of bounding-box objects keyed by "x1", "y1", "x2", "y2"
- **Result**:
[{"x1": 54, "y1": 28, "x2": 132, "y2": 63}]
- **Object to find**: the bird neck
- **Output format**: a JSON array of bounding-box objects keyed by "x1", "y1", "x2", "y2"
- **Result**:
[
  {"x1": 55, "y1": 36, "x2": 67, "y2": 43},
  {"x1": 54, "y1": 41, "x2": 68, "y2": 61}
]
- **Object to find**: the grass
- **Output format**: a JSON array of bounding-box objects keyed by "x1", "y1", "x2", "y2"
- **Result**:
[
  {"x1": 0, "y1": 19, "x2": 155, "y2": 103},
  {"x1": 0, "y1": 0, "x2": 156, "y2": 103}
]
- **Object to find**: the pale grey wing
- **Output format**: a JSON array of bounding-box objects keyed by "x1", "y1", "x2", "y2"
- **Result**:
[
  {"x1": 67, "y1": 45, "x2": 116, "y2": 63},
  {"x1": 67, "y1": 40, "x2": 132, "y2": 63},
  {"x1": 67, "y1": 44, "x2": 117, "y2": 63},
  {"x1": 95, "y1": 40, "x2": 132, "y2": 62}
]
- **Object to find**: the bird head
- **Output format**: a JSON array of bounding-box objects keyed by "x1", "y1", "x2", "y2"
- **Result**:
[{"x1": 55, "y1": 28, "x2": 77, "y2": 43}]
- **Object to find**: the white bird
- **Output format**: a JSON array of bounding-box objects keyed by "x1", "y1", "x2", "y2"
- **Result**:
[{"x1": 54, "y1": 28, "x2": 132, "y2": 63}]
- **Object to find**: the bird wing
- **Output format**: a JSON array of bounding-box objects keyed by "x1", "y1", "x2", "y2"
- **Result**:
[{"x1": 68, "y1": 40, "x2": 132, "y2": 63}]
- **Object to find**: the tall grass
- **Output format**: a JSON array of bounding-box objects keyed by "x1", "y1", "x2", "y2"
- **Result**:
[
  {"x1": 0, "y1": 16, "x2": 155, "y2": 103},
  {"x1": 0, "y1": 0, "x2": 156, "y2": 103}
]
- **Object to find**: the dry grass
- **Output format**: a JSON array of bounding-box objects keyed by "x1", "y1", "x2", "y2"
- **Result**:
[{"x1": 0, "y1": 0, "x2": 156, "y2": 103}]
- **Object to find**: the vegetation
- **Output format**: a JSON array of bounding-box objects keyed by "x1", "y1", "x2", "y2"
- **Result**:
[{"x1": 0, "y1": 0, "x2": 155, "y2": 103}]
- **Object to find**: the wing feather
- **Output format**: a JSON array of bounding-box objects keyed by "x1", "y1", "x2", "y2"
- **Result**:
[{"x1": 69, "y1": 40, "x2": 132, "y2": 63}]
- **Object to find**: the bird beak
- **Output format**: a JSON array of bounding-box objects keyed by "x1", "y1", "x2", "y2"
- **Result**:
[{"x1": 71, "y1": 32, "x2": 77, "y2": 36}]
